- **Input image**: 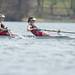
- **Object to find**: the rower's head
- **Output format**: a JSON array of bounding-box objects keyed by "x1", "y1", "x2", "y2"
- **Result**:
[
  {"x1": 28, "y1": 17, "x2": 36, "y2": 24},
  {"x1": 0, "y1": 14, "x2": 5, "y2": 22}
]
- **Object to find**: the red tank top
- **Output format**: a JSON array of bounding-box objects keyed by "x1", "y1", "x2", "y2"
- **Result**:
[{"x1": 30, "y1": 25, "x2": 43, "y2": 36}]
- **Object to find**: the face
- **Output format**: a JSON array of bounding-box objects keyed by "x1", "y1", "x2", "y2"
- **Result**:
[
  {"x1": 30, "y1": 20, "x2": 36, "y2": 24},
  {"x1": 32, "y1": 20, "x2": 35, "y2": 23},
  {"x1": 0, "y1": 17, "x2": 4, "y2": 22}
]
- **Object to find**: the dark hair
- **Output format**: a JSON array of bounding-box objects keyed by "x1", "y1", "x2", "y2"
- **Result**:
[
  {"x1": 28, "y1": 17, "x2": 33, "y2": 23},
  {"x1": 1, "y1": 24, "x2": 5, "y2": 28}
]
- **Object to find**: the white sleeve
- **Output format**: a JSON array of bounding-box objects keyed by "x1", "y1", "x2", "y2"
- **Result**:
[{"x1": 27, "y1": 25, "x2": 32, "y2": 31}]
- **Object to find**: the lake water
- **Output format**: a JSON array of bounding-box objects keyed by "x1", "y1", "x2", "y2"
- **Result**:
[{"x1": 0, "y1": 22, "x2": 75, "y2": 75}]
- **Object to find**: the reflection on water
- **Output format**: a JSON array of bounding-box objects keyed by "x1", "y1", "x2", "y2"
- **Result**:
[{"x1": 0, "y1": 22, "x2": 75, "y2": 75}]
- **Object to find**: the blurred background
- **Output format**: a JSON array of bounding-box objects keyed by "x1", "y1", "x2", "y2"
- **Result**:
[{"x1": 0, "y1": 0, "x2": 75, "y2": 21}]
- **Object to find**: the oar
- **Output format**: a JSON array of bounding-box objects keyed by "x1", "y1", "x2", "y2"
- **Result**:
[
  {"x1": 40, "y1": 29, "x2": 75, "y2": 34},
  {"x1": 8, "y1": 30, "x2": 25, "y2": 39},
  {"x1": 7, "y1": 29, "x2": 15, "y2": 37}
]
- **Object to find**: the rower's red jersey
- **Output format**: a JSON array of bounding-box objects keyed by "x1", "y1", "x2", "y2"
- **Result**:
[
  {"x1": 31, "y1": 29, "x2": 43, "y2": 36},
  {"x1": 0, "y1": 31, "x2": 10, "y2": 36},
  {"x1": 29, "y1": 25, "x2": 44, "y2": 36}
]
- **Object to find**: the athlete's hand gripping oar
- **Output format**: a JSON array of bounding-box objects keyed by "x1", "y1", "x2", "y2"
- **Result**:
[
  {"x1": 7, "y1": 29, "x2": 15, "y2": 37},
  {"x1": 8, "y1": 30, "x2": 25, "y2": 39},
  {"x1": 40, "y1": 29, "x2": 75, "y2": 34}
]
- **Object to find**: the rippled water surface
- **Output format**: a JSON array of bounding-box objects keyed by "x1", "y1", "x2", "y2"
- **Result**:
[{"x1": 0, "y1": 22, "x2": 75, "y2": 75}]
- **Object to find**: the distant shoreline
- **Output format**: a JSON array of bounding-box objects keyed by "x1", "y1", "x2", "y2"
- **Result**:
[
  {"x1": 22, "y1": 18, "x2": 75, "y2": 23},
  {"x1": 4, "y1": 18, "x2": 75, "y2": 23}
]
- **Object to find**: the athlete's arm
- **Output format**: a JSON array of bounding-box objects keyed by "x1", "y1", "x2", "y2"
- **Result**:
[{"x1": 27, "y1": 25, "x2": 33, "y2": 31}]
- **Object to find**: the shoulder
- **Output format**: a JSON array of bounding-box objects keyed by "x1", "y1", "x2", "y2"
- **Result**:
[
  {"x1": 27, "y1": 24, "x2": 32, "y2": 27},
  {"x1": 1, "y1": 23, "x2": 4, "y2": 26}
]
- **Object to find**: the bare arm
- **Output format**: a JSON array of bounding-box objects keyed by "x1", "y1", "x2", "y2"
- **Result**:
[{"x1": 27, "y1": 25, "x2": 38, "y2": 31}]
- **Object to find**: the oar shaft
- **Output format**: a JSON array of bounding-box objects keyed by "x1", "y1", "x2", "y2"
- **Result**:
[
  {"x1": 60, "y1": 31, "x2": 75, "y2": 34},
  {"x1": 41, "y1": 29, "x2": 75, "y2": 34}
]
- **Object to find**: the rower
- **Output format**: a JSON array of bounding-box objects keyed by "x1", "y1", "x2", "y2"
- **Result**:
[
  {"x1": 27, "y1": 16, "x2": 50, "y2": 36},
  {"x1": 0, "y1": 14, "x2": 8, "y2": 32}
]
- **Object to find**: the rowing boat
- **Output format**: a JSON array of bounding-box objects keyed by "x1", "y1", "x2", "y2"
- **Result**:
[
  {"x1": 0, "y1": 31, "x2": 10, "y2": 36},
  {"x1": 23, "y1": 34, "x2": 72, "y2": 39},
  {"x1": 26, "y1": 29, "x2": 75, "y2": 39},
  {"x1": 35, "y1": 35, "x2": 70, "y2": 39}
]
